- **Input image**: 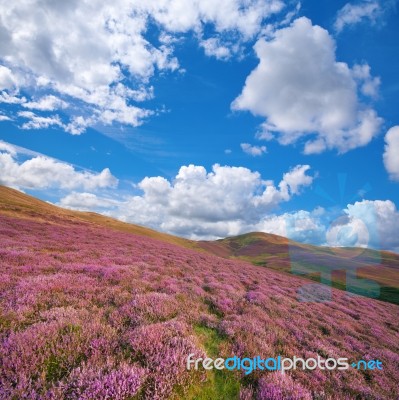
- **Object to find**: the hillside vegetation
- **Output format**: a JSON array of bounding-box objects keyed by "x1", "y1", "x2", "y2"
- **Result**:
[{"x1": 0, "y1": 187, "x2": 398, "y2": 399}]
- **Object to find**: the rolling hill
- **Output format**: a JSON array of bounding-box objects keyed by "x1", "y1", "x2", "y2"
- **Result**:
[{"x1": 0, "y1": 186, "x2": 399, "y2": 399}]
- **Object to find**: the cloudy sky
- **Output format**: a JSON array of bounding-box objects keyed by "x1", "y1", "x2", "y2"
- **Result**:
[{"x1": 0, "y1": 0, "x2": 398, "y2": 251}]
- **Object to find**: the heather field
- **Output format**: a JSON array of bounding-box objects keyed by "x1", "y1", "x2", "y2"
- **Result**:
[{"x1": 1, "y1": 211, "x2": 399, "y2": 399}]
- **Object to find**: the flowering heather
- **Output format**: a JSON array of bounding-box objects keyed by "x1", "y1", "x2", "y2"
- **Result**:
[{"x1": 0, "y1": 213, "x2": 398, "y2": 399}]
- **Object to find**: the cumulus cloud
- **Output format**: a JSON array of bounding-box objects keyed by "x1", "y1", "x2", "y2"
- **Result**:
[
  {"x1": 383, "y1": 126, "x2": 399, "y2": 181},
  {"x1": 325, "y1": 214, "x2": 370, "y2": 248},
  {"x1": 240, "y1": 143, "x2": 267, "y2": 156},
  {"x1": 0, "y1": 65, "x2": 19, "y2": 91},
  {"x1": 344, "y1": 200, "x2": 399, "y2": 252},
  {"x1": 59, "y1": 192, "x2": 120, "y2": 211},
  {"x1": 55, "y1": 167, "x2": 399, "y2": 251},
  {"x1": 232, "y1": 17, "x2": 382, "y2": 154},
  {"x1": 334, "y1": 1, "x2": 381, "y2": 32},
  {"x1": 0, "y1": 141, "x2": 118, "y2": 191},
  {"x1": 58, "y1": 163, "x2": 313, "y2": 239},
  {"x1": 256, "y1": 208, "x2": 326, "y2": 243},
  {"x1": 281, "y1": 165, "x2": 314, "y2": 195},
  {"x1": 0, "y1": 0, "x2": 285, "y2": 134}
]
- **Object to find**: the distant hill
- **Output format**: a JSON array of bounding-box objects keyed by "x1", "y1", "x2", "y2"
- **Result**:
[{"x1": 199, "y1": 232, "x2": 399, "y2": 304}]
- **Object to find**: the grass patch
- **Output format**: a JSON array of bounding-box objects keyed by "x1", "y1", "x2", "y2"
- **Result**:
[
  {"x1": 194, "y1": 325, "x2": 223, "y2": 358},
  {"x1": 45, "y1": 354, "x2": 69, "y2": 383},
  {"x1": 183, "y1": 325, "x2": 241, "y2": 400},
  {"x1": 185, "y1": 370, "x2": 241, "y2": 400},
  {"x1": 0, "y1": 312, "x2": 13, "y2": 332}
]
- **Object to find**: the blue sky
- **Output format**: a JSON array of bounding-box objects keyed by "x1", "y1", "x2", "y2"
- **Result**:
[{"x1": 0, "y1": 0, "x2": 398, "y2": 250}]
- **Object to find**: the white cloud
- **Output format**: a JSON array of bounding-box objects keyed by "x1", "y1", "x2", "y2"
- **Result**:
[
  {"x1": 334, "y1": 1, "x2": 381, "y2": 32},
  {"x1": 281, "y1": 165, "x2": 313, "y2": 195},
  {"x1": 255, "y1": 199, "x2": 399, "y2": 252},
  {"x1": 4, "y1": 136, "x2": 396, "y2": 250},
  {"x1": 240, "y1": 143, "x2": 267, "y2": 156},
  {"x1": 383, "y1": 126, "x2": 399, "y2": 181},
  {"x1": 352, "y1": 64, "x2": 381, "y2": 98},
  {"x1": 114, "y1": 84, "x2": 154, "y2": 103},
  {"x1": 0, "y1": 142, "x2": 118, "y2": 191},
  {"x1": 59, "y1": 192, "x2": 119, "y2": 211},
  {"x1": 0, "y1": 141, "x2": 17, "y2": 155},
  {"x1": 325, "y1": 214, "x2": 370, "y2": 248},
  {"x1": 18, "y1": 111, "x2": 98, "y2": 134},
  {"x1": 64, "y1": 116, "x2": 95, "y2": 136},
  {"x1": 0, "y1": 0, "x2": 285, "y2": 133},
  {"x1": 200, "y1": 38, "x2": 232, "y2": 60},
  {"x1": 256, "y1": 200, "x2": 399, "y2": 252},
  {"x1": 143, "y1": 0, "x2": 284, "y2": 38},
  {"x1": 344, "y1": 200, "x2": 399, "y2": 252},
  {"x1": 0, "y1": 92, "x2": 26, "y2": 104},
  {"x1": 22, "y1": 95, "x2": 68, "y2": 111},
  {"x1": 18, "y1": 111, "x2": 64, "y2": 130},
  {"x1": 232, "y1": 17, "x2": 382, "y2": 154},
  {"x1": 84, "y1": 163, "x2": 313, "y2": 239},
  {"x1": 58, "y1": 176, "x2": 399, "y2": 251},
  {"x1": 0, "y1": 65, "x2": 19, "y2": 91},
  {"x1": 58, "y1": 163, "x2": 313, "y2": 239},
  {"x1": 256, "y1": 208, "x2": 326, "y2": 243}
]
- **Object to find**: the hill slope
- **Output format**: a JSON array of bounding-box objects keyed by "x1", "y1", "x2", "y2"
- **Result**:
[
  {"x1": 0, "y1": 185, "x2": 197, "y2": 250},
  {"x1": 0, "y1": 186, "x2": 399, "y2": 399}
]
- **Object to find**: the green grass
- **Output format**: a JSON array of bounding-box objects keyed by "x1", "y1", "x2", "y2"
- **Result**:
[
  {"x1": 45, "y1": 354, "x2": 68, "y2": 383},
  {"x1": 183, "y1": 325, "x2": 241, "y2": 400}
]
